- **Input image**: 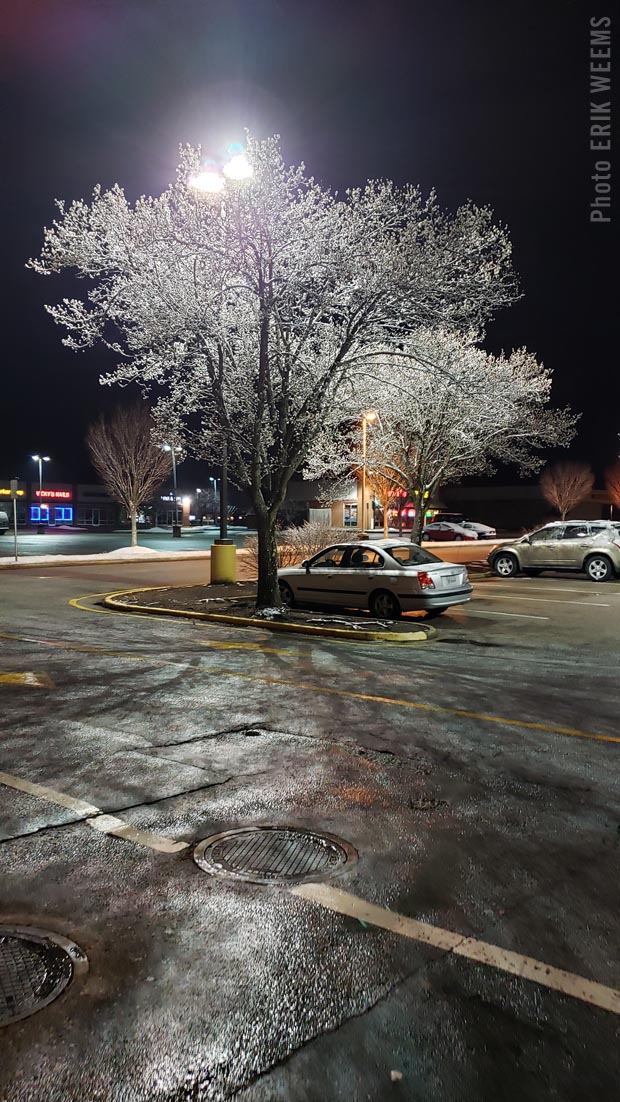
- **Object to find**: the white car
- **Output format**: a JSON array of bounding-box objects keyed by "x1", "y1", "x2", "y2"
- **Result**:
[
  {"x1": 278, "y1": 539, "x2": 472, "y2": 619},
  {"x1": 460, "y1": 521, "x2": 497, "y2": 539}
]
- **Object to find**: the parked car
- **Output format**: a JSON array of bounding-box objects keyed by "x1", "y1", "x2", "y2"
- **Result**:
[
  {"x1": 278, "y1": 539, "x2": 473, "y2": 618},
  {"x1": 488, "y1": 522, "x2": 620, "y2": 582},
  {"x1": 460, "y1": 521, "x2": 497, "y2": 539},
  {"x1": 0, "y1": 510, "x2": 9, "y2": 534},
  {"x1": 420, "y1": 521, "x2": 478, "y2": 542}
]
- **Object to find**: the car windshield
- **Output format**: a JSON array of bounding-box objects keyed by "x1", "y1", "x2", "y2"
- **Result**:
[{"x1": 385, "y1": 544, "x2": 441, "y2": 566}]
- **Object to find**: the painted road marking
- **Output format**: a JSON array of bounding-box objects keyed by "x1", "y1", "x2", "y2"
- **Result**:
[
  {"x1": 450, "y1": 608, "x2": 550, "y2": 621},
  {"x1": 198, "y1": 640, "x2": 294, "y2": 655},
  {"x1": 481, "y1": 583, "x2": 612, "y2": 595},
  {"x1": 0, "y1": 671, "x2": 54, "y2": 688},
  {"x1": 201, "y1": 668, "x2": 620, "y2": 746},
  {"x1": 1, "y1": 631, "x2": 616, "y2": 746},
  {"x1": 0, "y1": 770, "x2": 189, "y2": 854},
  {"x1": 475, "y1": 593, "x2": 610, "y2": 608},
  {"x1": 293, "y1": 883, "x2": 620, "y2": 1017}
]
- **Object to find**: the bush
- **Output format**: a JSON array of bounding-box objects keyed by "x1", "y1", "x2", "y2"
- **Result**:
[{"x1": 244, "y1": 520, "x2": 357, "y2": 573}]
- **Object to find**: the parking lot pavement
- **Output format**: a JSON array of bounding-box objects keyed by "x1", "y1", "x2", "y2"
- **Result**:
[{"x1": 1, "y1": 562, "x2": 619, "y2": 1100}]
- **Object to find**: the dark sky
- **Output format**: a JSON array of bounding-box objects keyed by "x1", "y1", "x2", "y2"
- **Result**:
[{"x1": 2, "y1": 0, "x2": 616, "y2": 484}]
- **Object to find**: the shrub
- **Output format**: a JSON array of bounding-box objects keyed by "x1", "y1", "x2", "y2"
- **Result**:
[{"x1": 244, "y1": 520, "x2": 357, "y2": 573}]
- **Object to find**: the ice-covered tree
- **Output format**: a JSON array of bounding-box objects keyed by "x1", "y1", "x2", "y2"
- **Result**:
[
  {"x1": 86, "y1": 405, "x2": 172, "y2": 546},
  {"x1": 308, "y1": 329, "x2": 576, "y2": 542},
  {"x1": 541, "y1": 461, "x2": 595, "y2": 520},
  {"x1": 31, "y1": 134, "x2": 518, "y2": 608}
]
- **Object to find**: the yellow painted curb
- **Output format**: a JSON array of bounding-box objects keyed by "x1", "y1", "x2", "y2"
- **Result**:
[{"x1": 102, "y1": 586, "x2": 437, "y2": 644}]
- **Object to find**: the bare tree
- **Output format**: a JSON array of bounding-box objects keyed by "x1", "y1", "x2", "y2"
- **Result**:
[
  {"x1": 86, "y1": 405, "x2": 172, "y2": 546},
  {"x1": 605, "y1": 462, "x2": 620, "y2": 517},
  {"x1": 540, "y1": 461, "x2": 594, "y2": 520}
]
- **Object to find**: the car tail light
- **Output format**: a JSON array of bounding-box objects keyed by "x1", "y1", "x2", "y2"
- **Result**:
[{"x1": 417, "y1": 571, "x2": 436, "y2": 590}]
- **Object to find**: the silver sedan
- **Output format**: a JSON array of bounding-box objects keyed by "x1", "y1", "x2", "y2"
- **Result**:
[{"x1": 277, "y1": 539, "x2": 473, "y2": 619}]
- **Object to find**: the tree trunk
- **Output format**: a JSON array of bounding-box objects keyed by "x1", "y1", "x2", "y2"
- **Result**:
[
  {"x1": 130, "y1": 508, "x2": 138, "y2": 547},
  {"x1": 410, "y1": 491, "x2": 425, "y2": 543},
  {"x1": 382, "y1": 494, "x2": 389, "y2": 538},
  {"x1": 255, "y1": 507, "x2": 281, "y2": 610}
]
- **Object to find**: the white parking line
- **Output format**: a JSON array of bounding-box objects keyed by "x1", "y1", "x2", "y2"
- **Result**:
[
  {"x1": 479, "y1": 582, "x2": 613, "y2": 596},
  {"x1": 0, "y1": 770, "x2": 190, "y2": 854},
  {"x1": 293, "y1": 883, "x2": 620, "y2": 1017},
  {"x1": 474, "y1": 593, "x2": 610, "y2": 608},
  {"x1": 451, "y1": 608, "x2": 550, "y2": 621}
]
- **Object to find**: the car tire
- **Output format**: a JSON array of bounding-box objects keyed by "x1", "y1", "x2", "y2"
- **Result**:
[
  {"x1": 523, "y1": 568, "x2": 543, "y2": 576},
  {"x1": 425, "y1": 607, "x2": 446, "y2": 618},
  {"x1": 278, "y1": 581, "x2": 296, "y2": 607},
  {"x1": 492, "y1": 552, "x2": 519, "y2": 578},
  {"x1": 369, "y1": 589, "x2": 402, "y2": 619},
  {"x1": 454, "y1": 534, "x2": 463, "y2": 541},
  {"x1": 421, "y1": 533, "x2": 430, "y2": 542},
  {"x1": 584, "y1": 555, "x2": 613, "y2": 583}
]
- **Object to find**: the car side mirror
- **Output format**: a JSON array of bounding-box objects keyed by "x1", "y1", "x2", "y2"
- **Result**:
[
  {"x1": 522, "y1": 536, "x2": 531, "y2": 544},
  {"x1": 301, "y1": 559, "x2": 310, "y2": 573}
]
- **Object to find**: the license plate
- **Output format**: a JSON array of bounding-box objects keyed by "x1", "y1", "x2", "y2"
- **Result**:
[{"x1": 444, "y1": 573, "x2": 461, "y2": 586}]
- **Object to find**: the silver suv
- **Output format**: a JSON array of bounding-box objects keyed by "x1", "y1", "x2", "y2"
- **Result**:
[{"x1": 489, "y1": 522, "x2": 620, "y2": 582}]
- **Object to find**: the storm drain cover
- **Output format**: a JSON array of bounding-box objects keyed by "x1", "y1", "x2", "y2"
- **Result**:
[
  {"x1": 0, "y1": 927, "x2": 88, "y2": 1027},
  {"x1": 194, "y1": 826, "x2": 357, "y2": 885}
]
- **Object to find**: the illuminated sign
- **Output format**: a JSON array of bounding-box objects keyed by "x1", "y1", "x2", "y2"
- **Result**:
[
  {"x1": 35, "y1": 489, "x2": 72, "y2": 500},
  {"x1": 0, "y1": 487, "x2": 25, "y2": 497}
]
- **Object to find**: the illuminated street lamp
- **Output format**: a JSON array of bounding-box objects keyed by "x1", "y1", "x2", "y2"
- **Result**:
[
  {"x1": 188, "y1": 149, "x2": 253, "y2": 578},
  {"x1": 360, "y1": 413, "x2": 377, "y2": 534}
]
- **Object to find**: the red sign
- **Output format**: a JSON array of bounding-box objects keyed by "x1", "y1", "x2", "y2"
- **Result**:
[{"x1": 35, "y1": 489, "x2": 72, "y2": 500}]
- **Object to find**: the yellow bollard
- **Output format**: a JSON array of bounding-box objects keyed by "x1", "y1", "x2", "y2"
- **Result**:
[{"x1": 210, "y1": 541, "x2": 237, "y2": 584}]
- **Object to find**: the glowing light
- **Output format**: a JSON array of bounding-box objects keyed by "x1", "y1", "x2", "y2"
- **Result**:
[
  {"x1": 222, "y1": 153, "x2": 253, "y2": 181},
  {"x1": 0, "y1": 487, "x2": 25, "y2": 496},
  {"x1": 188, "y1": 171, "x2": 225, "y2": 194},
  {"x1": 364, "y1": 411, "x2": 377, "y2": 422},
  {"x1": 35, "y1": 489, "x2": 72, "y2": 500}
]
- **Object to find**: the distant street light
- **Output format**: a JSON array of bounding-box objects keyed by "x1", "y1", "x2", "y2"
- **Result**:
[
  {"x1": 162, "y1": 444, "x2": 180, "y2": 533},
  {"x1": 209, "y1": 476, "x2": 218, "y2": 499},
  {"x1": 360, "y1": 413, "x2": 377, "y2": 534},
  {"x1": 31, "y1": 454, "x2": 50, "y2": 533}
]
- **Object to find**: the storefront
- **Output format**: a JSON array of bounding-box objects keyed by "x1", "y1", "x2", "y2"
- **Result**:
[{"x1": 29, "y1": 486, "x2": 74, "y2": 526}]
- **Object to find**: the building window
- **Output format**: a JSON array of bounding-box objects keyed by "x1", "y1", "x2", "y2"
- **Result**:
[
  {"x1": 30, "y1": 505, "x2": 49, "y2": 524},
  {"x1": 344, "y1": 503, "x2": 358, "y2": 527},
  {"x1": 54, "y1": 506, "x2": 73, "y2": 523}
]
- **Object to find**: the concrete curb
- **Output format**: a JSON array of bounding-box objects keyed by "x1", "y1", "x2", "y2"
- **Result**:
[{"x1": 102, "y1": 585, "x2": 438, "y2": 644}]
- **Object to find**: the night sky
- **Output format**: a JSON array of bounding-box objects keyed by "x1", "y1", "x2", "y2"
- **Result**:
[{"x1": 2, "y1": 0, "x2": 615, "y2": 486}]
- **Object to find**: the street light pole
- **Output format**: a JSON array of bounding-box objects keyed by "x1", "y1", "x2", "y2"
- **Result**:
[
  {"x1": 360, "y1": 413, "x2": 376, "y2": 535},
  {"x1": 31, "y1": 454, "x2": 50, "y2": 533},
  {"x1": 188, "y1": 147, "x2": 254, "y2": 582},
  {"x1": 163, "y1": 444, "x2": 181, "y2": 536}
]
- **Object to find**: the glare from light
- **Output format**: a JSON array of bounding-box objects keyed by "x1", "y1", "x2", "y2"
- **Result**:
[
  {"x1": 364, "y1": 411, "x2": 377, "y2": 422},
  {"x1": 31, "y1": 454, "x2": 51, "y2": 462},
  {"x1": 188, "y1": 170, "x2": 225, "y2": 194},
  {"x1": 182, "y1": 496, "x2": 191, "y2": 508},
  {"x1": 222, "y1": 153, "x2": 254, "y2": 181}
]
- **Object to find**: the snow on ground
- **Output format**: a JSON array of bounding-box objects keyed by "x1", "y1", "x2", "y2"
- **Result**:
[{"x1": 0, "y1": 546, "x2": 213, "y2": 567}]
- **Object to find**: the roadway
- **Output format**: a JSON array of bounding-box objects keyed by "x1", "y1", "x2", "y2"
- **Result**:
[{"x1": 0, "y1": 559, "x2": 619, "y2": 1101}]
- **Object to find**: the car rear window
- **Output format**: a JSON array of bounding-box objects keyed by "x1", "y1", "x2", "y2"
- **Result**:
[{"x1": 385, "y1": 544, "x2": 441, "y2": 565}]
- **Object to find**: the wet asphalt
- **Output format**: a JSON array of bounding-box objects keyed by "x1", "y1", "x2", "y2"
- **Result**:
[{"x1": 0, "y1": 560, "x2": 619, "y2": 1101}]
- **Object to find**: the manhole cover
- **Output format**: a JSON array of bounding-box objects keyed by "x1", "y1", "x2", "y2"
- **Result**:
[
  {"x1": 0, "y1": 926, "x2": 88, "y2": 1027},
  {"x1": 194, "y1": 826, "x2": 357, "y2": 885}
]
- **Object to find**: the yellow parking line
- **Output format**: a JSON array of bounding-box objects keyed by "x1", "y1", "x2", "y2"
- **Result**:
[
  {"x1": 1, "y1": 631, "x2": 615, "y2": 746},
  {"x1": 0, "y1": 671, "x2": 54, "y2": 688},
  {"x1": 198, "y1": 640, "x2": 294, "y2": 655},
  {"x1": 201, "y1": 668, "x2": 620, "y2": 746},
  {"x1": 293, "y1": 883, "x2": 620, "y2": 1016}
]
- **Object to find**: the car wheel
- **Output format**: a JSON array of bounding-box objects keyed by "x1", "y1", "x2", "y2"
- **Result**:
[
  {"x1": 278, "y1": 581, "x2": 296, "y2": 607},
  {"x1": 492, "y1": 552, "x2": 519, "y2": 578},
  {"x1": 425, "y1": 607, "x2": 446, "y2": 618},
  {"x1": 454, "y1": 534, "x2": 463, "y2": 541},
  {"x1": 584, "y1": 555, "x2": 613, "y2": 582},
  {"x1": 369, "y1": 589, "x2": 402, "y2": 619},
  {"x1": 523, "y1": 568, "x2": 543, "y2": 576},
  {"x1": 421, "y1": 533, "x2": 430, "y2": 542}
]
